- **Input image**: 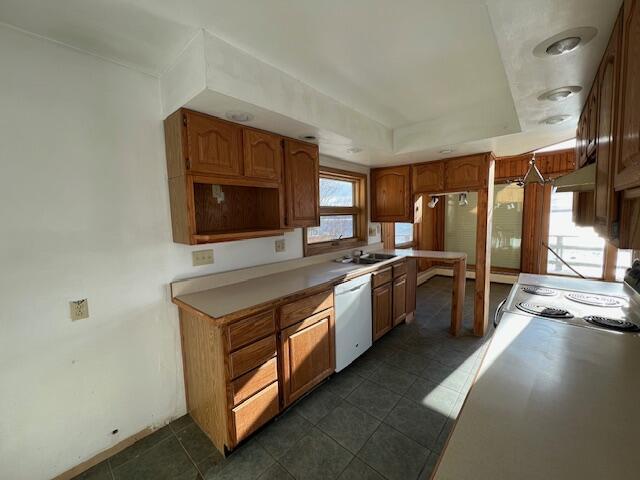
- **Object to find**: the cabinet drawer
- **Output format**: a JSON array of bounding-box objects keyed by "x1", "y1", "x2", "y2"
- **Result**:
[
  {"x1": 280, "y1": 290, "x2": 333, "y2": 329},
  {"x1": 228, "y1": 335, "x2": 277, "y2": 379},
  {"x1": 227, "y1": 310, "x2": 276, "y2": 352},
  {"x1": 230, "y1": 381, "x2": 279, "y2": 445},
  {"x1": 372, "y1": 267, "x2": 392, "y2": 288},
  {"x1": 230, "y1": 357, "x2": 278, "y2": 406},
  {"x1": 393, "y1": 261, "x2": 407, "y2": 278}
]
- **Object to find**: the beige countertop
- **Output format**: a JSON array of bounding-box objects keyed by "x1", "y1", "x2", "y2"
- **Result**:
[
  {"x1": 174, "y1": 249, "x2": 465, "y2": 321},
  {"x1": 433, "y1": 311, "x2": 640, "y2": 479}
]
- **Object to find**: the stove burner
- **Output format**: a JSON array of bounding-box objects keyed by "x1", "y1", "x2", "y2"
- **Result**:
[
  {"x1": 584, "y1": 316, "x2": 640, "y2": 332},
  {"x1": 521, "y1": 286, "x2": 556, "y2": 296},
  {"x1": 516, "y1": 302, "x2": 574, "y2": 319},
  {"x1": 566, "y1": 292, "x2": 625, "y2": 308}
]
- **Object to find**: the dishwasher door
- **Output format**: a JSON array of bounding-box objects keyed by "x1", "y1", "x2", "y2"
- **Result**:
[{"x1": 334, "y1": 273, "x2": 372, "y2": 372}]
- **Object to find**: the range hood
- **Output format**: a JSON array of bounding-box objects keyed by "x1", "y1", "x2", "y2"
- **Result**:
[{"x1": 553, "y1": 163, "x2": 596, "y2": 192}]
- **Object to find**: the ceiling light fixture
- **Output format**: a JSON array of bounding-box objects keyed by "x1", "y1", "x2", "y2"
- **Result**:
[
  {"x1": 427, "y1": 195, "x2": 439, "y2": 209},
  {"x1": 541, "y1": 114, "x2": 571, "y2": 125},
  {"x1": 439, "y1": 148, "x2": 455, "y2": 155},
  {"x1": 347, "y1": 147, "x2": 363, "y2": 154},
  {"x1": 538, "y1": 86, "x2": 582, "y2": 102},
  {"x1": 523, "y1": 153, "x2": 546, "y2": 185},
  {"x1": 458, "y1": 193, "x2": 468, "y2": 206},
  {"x1": 533, "y1": 27, "x2": 597, "y2": 58},
  {"x1": 225, "y1": 111, "x2": 254, "y2": 123},
  {"x1": 546, "y1": 36, "x2": 581, "y2": 55},
  {"x1": 299, "y1": 134, "x2": 318, "y2": 142}
]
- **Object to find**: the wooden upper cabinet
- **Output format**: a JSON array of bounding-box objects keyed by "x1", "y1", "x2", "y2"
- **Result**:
[
  {"x1": 615, "y1": 0, "x2": 640, "y2": 191},
  {"x1": 280, "y1": 309, "x2": 335, "y2": 406},
  {"x1": 413, "y1": 161, "x2": 445, "y2": 193},
  {"x1": 594, "y1": 11, "x2": 623, "y2": 237},
  {"x1": 586, "y1": 80, "x2": 600, "y2": 158},
  {"x1": 444, "y1": 154, "x2": 487, "y2": 191},
  {"x1": 372, "y1": 283, "x2": 392, "y2": 341},
  {"x1": 184, "y1": 110, "x2": 243, "y2": 177},
  {"x1": 284, "y1": 140, "x2": 320, "y2": 227},
  {"x1": 371, "y1": 166, "x2": 412, "y2": 222},
  {"x1": 243, "y1": 129, "x2": 283, "y2": 182}
]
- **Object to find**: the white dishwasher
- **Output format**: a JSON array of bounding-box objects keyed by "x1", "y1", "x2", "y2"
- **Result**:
[{"x1": 334, "y1": 273, "x2": 372, "y2": 371}]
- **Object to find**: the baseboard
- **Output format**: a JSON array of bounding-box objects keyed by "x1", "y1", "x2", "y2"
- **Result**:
[
  {"x1": 417, "y1": 267, "x2": 517, "y2": 286},
  {"x1": 52, "y1": 426, "x2": 154, "y2": 480}
]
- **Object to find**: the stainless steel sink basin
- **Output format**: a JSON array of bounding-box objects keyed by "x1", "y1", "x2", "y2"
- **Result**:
[
  {"x1": 365, "y1": 253, "x2": 397, "y2": 260},
  {"x1": 352, "y1": 257, "x2": 382, "y2": 264}
]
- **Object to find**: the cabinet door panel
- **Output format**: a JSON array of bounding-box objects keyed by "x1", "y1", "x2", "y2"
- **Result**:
[
  {"x1": 371, "y1": 166, "x2": 412, "y2": 222},
  {"x1": 243, "y1": 129, "x2": 283, "y2": 181},
  {"x1": 413, "y1": 162, "x2": 444, "y2": 193},
  {"x1": 185, "y1": 111, "x2": 243, "y2": 176},
  {"x1": 586, "y1": 81, "x2": 599, "y2": 158},
  {"x1": 284, "y1": 140, "x2": 320, "y2": 227},
  {"x1": 594, "y1": 13, "x2": 622, "y2": 237},
  {"x1": 393, "y1": 275, "x2": 407, "y2": 326},
  {"x1": 444, "y1": 155, "x2": 487, "y2": 191},
  {"x1": 281, "y1": 309, "x2": 335, "y2": 406},
  {"x1": 372, "y1": 283, "x2": 392, "y2": 341},
  {"x1": 616, "y1": 0, "x2": 640, "y2": 191}
]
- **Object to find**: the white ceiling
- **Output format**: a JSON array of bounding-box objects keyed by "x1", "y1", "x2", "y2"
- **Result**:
[{"x1": 0, "y1": 0, "x2": 623, "y2": 165}]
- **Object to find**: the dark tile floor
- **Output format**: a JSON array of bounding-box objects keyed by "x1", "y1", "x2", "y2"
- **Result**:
[{"x1": 74, "y1": 277, "x2": 512, "y2": 480}]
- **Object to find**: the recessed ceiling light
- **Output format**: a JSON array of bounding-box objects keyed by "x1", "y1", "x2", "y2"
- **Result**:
[
  {"x1": 346, "y1": 147, "x2": 363, "y2": 154},
  {"x1": 299, "y1": 134, "x2": 318, "y2": 142},
  {"x1": 541, "y1": 115, "x2": 571, "y2": 125},
  {"x1": 439, "y1": 148, "x2": 455, "y2": 154},
  {"x1": 546, "y1": 37, "x2": 581, "y2": 55},
  {"x1": 533, "y1": 27, "x2": 597, "y2": 58},
  {"x1": 225, "y1": 111, "x2": 254, "y2": 123},
  {"x1": 538, "y1": 86, "x2": 582, "y2": 102}
]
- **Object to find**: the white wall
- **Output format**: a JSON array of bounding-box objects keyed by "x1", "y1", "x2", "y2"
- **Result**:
[
  {"x1": 0, "y1": 25, "x2": 374, "y2": 480},
  {"x1": 0, "y1": 25, "x2": 301, "y2": 480}
]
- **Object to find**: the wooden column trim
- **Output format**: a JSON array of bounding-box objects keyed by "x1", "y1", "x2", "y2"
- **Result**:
[
  {"x1": 381, "y1": 223, "x2": 395, "y2": 249},
  {"x1": 473, "y1": 155, "x2": 495, "y2": 337},
  {"x1": 450, "y1": 258, "x2": 466, "y2": 336},
  {"x1": 603, "y1": 242, "x2": 618, "y2": 281}
]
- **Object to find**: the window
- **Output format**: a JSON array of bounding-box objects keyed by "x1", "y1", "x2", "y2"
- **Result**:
[
  {"x1": 395, "y1": 223, "x2": 414, "y2": 247},
  {"x1": 304, "y1": 167, "x2": 367, "y2": 255},
  {"x1": 445, "y1": 192, "x2": 478, "y2": 264},
  {"x1": 615, "y1": 249, "x2": 635, "y2": 282},
  {"x1": 546, "y1": 191, "x2": 605, "y2": 278},
  {"x1": 492, "y1": 183, "x2": 524, "y2": 270}
]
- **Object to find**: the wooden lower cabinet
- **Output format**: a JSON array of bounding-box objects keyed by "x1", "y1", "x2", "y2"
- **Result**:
[
  {"x1": 230, "y1": 381, "x2": 279, "y2": 445},
  {"x1": 372, "y1": 283, "x2": 393, "y2": 341},
  {"x1": 281, "y1": 308, "x2": 335, "y2": 406},
  {"x1": 393, "y1": 275, "x2": 407, "y2": 326}
]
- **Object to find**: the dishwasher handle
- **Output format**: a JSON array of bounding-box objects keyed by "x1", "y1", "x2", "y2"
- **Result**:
[{"x1": 336, "y1": 284, "x2": 369, "y2": 295}]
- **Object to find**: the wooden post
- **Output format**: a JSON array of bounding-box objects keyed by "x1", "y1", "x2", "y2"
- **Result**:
[
  {"x1": 474, "y1": 155, "x2": 495, "y2": 336},
  {"x1": 603, "y1": 242, "x2": 618, "y2": 281},
  {"x1": 450, "y1": 257, "x2": 466, "y2": 336}
]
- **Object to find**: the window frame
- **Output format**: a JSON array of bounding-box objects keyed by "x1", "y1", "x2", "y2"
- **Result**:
[
  {"x1": 394, "y1": 222, "x2": 416, "y2": 249},
  {"x1": 303, "y1": 167, "x2": 368, "y2": 256}
]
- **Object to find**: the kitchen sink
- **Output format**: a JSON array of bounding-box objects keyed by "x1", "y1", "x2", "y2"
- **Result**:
[
  {"x1": 364, "y1": 253, "x2": 397, "y2": 260},
  {"x1": 352, "y1": 257, "x2": 382, "y2": 264}
]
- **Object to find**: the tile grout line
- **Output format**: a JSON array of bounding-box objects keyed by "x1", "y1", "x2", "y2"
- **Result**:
[{"x1": 172, "y1": 427, "x2": 204, "y2": 478}]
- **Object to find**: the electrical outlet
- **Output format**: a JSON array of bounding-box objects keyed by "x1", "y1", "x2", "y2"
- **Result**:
[
  {"x1": 70, "y1": 299, "x2": 89, "y2": 321},
  {"x1": 192, "y1": 249, "x2": 214, "y2": 266},
  {"x1": 368, "y1": 225, "x2": 378, "y2": 236},
  {"x1": 275, "y1": 239, "x2": 286, "y2": 253}
]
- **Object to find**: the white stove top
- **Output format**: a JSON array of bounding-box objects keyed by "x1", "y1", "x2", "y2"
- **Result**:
[{"x1": 503, "y1": 274, "x2": 640, "y2": 334}]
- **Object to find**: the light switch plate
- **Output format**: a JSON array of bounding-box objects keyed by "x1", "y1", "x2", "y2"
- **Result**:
[
  {"x1": 70, "y1": 299, "x2": 89, "y2": 321},
  {"x1": 275, "y1": 239, "x2": 286, "y2": 253},
  {"x1": 192, "y1": 249, "x2": 214, "y2": 266},
  {"x1": 368, "y1": 225, "x2": 378, "y2": 236}
]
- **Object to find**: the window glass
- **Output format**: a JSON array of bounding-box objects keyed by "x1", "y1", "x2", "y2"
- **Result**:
[
  {"x1": 445, "y1": 193, "x2": 478, "y2": 264},
  {"x1": 395, "y1": 223, "x2": 413, "y2": 245},
  {"x1": 546, "y1": 191, "x2": 605, "y2": 278},
  {"x1": 616, "y1": 249, "x2": 634, "y2": 282},
  {"x1": 307, "y1": 215, "x2": 355, "y2": 244},
  {"x1": 492, "y1": 184, "x2": 524, "y2": 269},
  {"x1": 319, "y1": 178, "x2": 354, "y2": 207}
]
